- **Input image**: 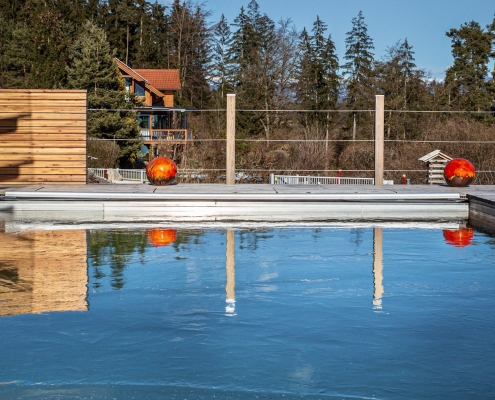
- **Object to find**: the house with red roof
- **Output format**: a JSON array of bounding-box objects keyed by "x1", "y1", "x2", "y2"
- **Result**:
[{"x1": 114, "y1": 58, "x2": 191, "y2": 152}]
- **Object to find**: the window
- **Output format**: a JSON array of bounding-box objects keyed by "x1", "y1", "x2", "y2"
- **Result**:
[{"x1": 135, "y1": 82, "x2": 145, "y2": 97}]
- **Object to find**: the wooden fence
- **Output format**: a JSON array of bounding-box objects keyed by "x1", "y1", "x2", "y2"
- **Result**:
[{"x1": 0, "y1": 89, "x2": 87, "y2": 185}]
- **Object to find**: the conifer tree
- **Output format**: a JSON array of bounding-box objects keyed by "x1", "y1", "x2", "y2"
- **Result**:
[
  {"x1": 295, "y1": 17, "x2": 339, "y2": 140},
  {"x1": 168, "y1": 0, "x2": 212, "y2": 108},
  {"x1": 445, "y1": 20, "x2": 495, "y2": 113},
  {"x1": 67, "y1": 21, "x2": 141, "y2": 167},
  {"x1": 230, "y1": 0, "x2": 278, "y2": 137},
  {"x1": 342, "y1": 11, "x2": 375, "y2": 139},
  {"x1": 132, "y1": 0, "x2": 169, "y2": 68},
  {"x1": 211, "y1": 14, "x2": 233, "y2": 105}
]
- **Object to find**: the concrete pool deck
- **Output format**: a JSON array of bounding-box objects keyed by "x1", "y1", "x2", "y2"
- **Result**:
[{"x1": 1, "y1": 183, "x2": 494, "y2": 225}]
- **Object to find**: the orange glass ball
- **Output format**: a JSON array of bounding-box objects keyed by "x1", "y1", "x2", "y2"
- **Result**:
[
  {"x1": 443, "y1": 228, "x2": 474, "y2": 248},
  {"x1": 443, "y1": 158, "x2": 475, "y2": 187},
  {"x1": 147, "y1": 228, "x2": 177, "y2": 247},
  {"x1": 146, "y1": 156, "x2": 177, "y2": 186}
]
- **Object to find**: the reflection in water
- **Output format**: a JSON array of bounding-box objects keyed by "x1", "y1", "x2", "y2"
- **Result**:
[
  {"x1": 88, "y1": 229, "x2": 204, "y2": 290},
  {"x1": 88, "y1": 230, "x2": 148, "y2": 290},
  {"x1": 0, "y1": 229, "x2": 88, "y2": 317},
  {"x1": 225, "y1": 230, "x2": 236, "y2": 316},
  {"x1": 147, "y1": 228, "x2": 177, "y2": 247},
  {"x1": 443, "y1": 227, "x2": 474, "y2": 247},
  {"x1": 373, "y1": 227, "x2": 384, "y2": 309}
]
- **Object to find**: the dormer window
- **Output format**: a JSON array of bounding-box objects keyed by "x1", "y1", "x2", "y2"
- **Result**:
[{"x1": 135, "y1": 82, "x2": 145, "y2": 97}]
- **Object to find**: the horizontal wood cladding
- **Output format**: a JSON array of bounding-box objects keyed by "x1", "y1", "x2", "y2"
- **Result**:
[
  {"x1": 0, "y1": 160, "x2": 86, "y2": 168},
  {"x1": 0, "y1": 133, "x2": 87, "y2": 141},
  {"x1": 0, "y1": 90, "x2": 87, "y2": 185},
  {"x1": 0, "y1": 174, "x2": 86, "y2": 183}
]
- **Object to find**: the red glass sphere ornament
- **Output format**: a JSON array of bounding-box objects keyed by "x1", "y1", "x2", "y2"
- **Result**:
[
  {"x1": 147, "y1": 228, "x2": 177, "y2": 247},
  {"x1": 443, "y1": 158, "x2": 475, "y2": 187},
  {"x1": 146, "y1": 156, "x2": 177, "y2": 185},
  {"x1": 443, "y1": 228, "x2": 474, "y2": 248}
]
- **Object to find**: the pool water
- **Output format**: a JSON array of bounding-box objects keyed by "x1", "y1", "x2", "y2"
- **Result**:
[{"x1": 1, "y1": 224, "x2": 494, "y2": 399}]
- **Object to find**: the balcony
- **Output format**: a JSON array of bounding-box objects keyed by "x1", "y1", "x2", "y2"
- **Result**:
[{"x1": 140, "y1": 129, "x2": 192, "y2": 144}]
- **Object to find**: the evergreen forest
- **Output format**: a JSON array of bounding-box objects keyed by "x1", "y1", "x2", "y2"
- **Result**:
[{"x1": 1, "y1": 0, "x2": 495, "y2": 182}]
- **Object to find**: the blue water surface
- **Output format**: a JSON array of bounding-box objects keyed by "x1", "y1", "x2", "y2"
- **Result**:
[{"x1": 1, "y1": 226, "x2": 494, "y2": 399}]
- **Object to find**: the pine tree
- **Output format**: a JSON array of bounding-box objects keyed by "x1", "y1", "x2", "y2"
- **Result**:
[
  {"x1": 167, "y1": 0, "x2": 212, "y2": 108},
  {"x1": 132, "y1": 0, "x2": 169, "y2": 68},
  {"x1": 342, "y1": 11, "x2": 375, "y2": 139},
  {"x1": 230, "y1": 0, "x2": 279, "y2": 137},
  {"x1": 211, "y1": 14, "x2": 233, "y2": 105},
  {"x1": 295, "y1": 17, "x2": 339, "y2": 139},
  {"x1": 376, "y1": 39, "x2": 429, "y2": 138},
  {"x1": 445, "y1": 20, "x2": 495, "y2": 113},
  {"x1": 67, "y1": 21, "x2": 141, "y2": 167}
]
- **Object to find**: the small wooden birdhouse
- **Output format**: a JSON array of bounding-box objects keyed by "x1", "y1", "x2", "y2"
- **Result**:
[{"x1": 418, "y1": 150, "x2": 453, "y2": 184}]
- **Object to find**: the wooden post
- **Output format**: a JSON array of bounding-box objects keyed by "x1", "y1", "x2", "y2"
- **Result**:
[
  {"x1": 374, "y1": 95, "x2": 384, "y2": 186},
  {"x1": 226, "y1": 94, "x2": 236, "y2": 185}
]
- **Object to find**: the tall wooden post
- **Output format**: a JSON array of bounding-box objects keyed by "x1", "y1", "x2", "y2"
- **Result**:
[
  {"x1": 226, "y1": 94, "x2": 236, "y2": 185},
  {"x1": 374, "y1": 95, "x2": 384, "y2": 186}
]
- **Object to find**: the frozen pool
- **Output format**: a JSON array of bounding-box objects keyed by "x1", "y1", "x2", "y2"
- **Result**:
[{"x1": 1, "y1": 223, "x2": 494, "y2": 399}]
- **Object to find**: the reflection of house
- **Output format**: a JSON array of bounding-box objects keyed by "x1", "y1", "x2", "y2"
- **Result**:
[
  {"x1": 419, "y1": 150, "x2": 452, "y2": 185},
  {"x1": 0, "y1": 230, "x2": 88, "y2": 316},
  {"x1": 114, "y1": 58, "x2": 192, "y2": 155}
]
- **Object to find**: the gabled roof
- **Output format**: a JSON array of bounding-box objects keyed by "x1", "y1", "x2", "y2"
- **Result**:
[
  {"x1": 114, "y1": 58, "x2": 147, "y2": 83},
  {"x1": 418, "y1": 150, "x2": 453, "y2": 162},
  {"x1": 114, "y1": 58, "x2": 181, "y2": 98},
  {"x1": 134, "y1": 69, "x2": 181, "y2": 91}
]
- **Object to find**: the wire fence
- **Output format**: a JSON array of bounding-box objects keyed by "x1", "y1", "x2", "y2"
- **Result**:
[{"x1": 85, "y1": 107, "x2": 495, "y2": 185}]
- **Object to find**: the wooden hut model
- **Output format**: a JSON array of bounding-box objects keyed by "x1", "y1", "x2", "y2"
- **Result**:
[{"x1": 418, "y1": 150, "x2": 452, "y2": 184}]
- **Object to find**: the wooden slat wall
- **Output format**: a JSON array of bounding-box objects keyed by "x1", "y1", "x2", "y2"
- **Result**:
[{"x1": 0, "y1": 89, "x2": 87, "y2": 184}]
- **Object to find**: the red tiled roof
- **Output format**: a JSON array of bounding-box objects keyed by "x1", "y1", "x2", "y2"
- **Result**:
[{"x1": 133, "y1": 69, "x2": 181, "y2": 91}]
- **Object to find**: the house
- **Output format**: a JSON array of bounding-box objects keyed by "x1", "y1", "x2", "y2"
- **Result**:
[
  {"x1": 114, "y1": 58, "x2": 192, "y2": 155},
  {"x1": 418, "y1": 150, "x2": 452, "y2": 184}
]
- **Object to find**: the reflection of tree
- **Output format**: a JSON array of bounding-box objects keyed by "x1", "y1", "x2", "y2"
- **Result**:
[
  {"x1": 87, "y1": 230, "x2": 148, "y2": 290},
  {"x1": 238, "y1": 229, "x2": 274, "y2": 251},
  {"x1": 171, "y1": 230, "x2": 206, "y2": 252},
  {"x1": 350, "y1": 228, "x2": 364, "y2": 249},
  {"x1": 87, "y1": 229, "x2": 206, "y2": 290}
]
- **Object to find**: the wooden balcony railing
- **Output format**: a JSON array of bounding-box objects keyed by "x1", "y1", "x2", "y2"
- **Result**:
[{"x1": 140, "y1": 129, "x2": 192, "y2": 142}]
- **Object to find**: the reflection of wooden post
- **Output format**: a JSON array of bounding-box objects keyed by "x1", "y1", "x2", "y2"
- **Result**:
[
  {"x1": 225, "y1": 229, "x2": 236, "y2": 315},
  {"x1": 374, "y1": 95, "x2": 384, "y2": 186},
  {"x1": 373, "y1": 227, "x2": 384, "y2": 308},
  {"x1": 226, "y1": 94, "x2": 236, "y2": 185}
]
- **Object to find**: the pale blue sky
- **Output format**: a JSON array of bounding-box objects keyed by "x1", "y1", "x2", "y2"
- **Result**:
[{"x1": 178, "y1": 0, "x2": 495, "y2": 79}]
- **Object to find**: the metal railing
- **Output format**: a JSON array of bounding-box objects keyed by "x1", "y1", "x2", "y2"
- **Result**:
[
  {"x1": 88, "y1": 168, "x2": 148, "y2": 183},
  {"x1": 270, "y1": 174, "x2": 375, "y2": 185},
  {"x1": 140, "y1": 129, "x2": 192, "y2": 141},
  {"x1": 89, "y1": 169, "x2": 382, "y2": 185}
]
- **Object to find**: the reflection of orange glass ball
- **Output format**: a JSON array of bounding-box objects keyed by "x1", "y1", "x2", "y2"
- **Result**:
[
  {"x1": 146, "y1": 156, "x2": 177, "y2": 186},
  {"x1": 443, "y1": 228, "x2": 474, "y2": 247},
  {"x1": 444, "y1": 158, "x2": 475, "y2": 187},
  {"x1": 147, "y1": 229, "x2": 177, "y2": 247}
]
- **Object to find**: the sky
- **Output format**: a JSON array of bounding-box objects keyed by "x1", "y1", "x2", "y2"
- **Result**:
[{"x1": 168, "y1": 0, "x2": 495, "y2": 79}]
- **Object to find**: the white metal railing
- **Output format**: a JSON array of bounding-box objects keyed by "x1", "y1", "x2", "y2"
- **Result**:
[
  {"x1": 89, "y1": 169, "x2": 384, "y2": 185},
  {"x1": 118, "y1": 169, "x2": 148, "y2": 182},
  {"x1": 270, "y1": 174, "x2": 375, "y2": 185},
  {"x1": 88, "y1": 168, "x2": 148, "y2": 183}
]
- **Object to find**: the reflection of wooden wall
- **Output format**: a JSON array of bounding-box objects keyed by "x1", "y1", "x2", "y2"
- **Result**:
[
  {"x1": 0, "y1": 230, "x2": 88, "y2": 316},
  {"x1": 0, "y1": 89, "x2": 87, "y2": 184}
]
